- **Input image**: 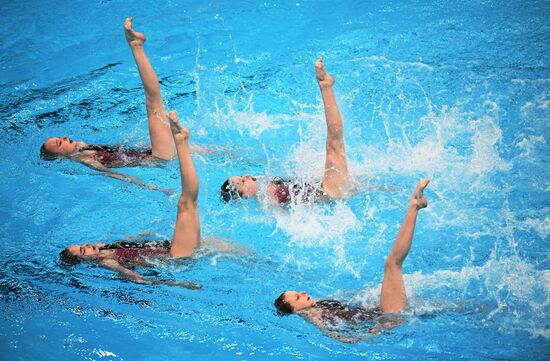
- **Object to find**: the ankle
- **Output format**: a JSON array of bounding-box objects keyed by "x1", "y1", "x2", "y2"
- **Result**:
[
  {"x1": 128, "y1": 41, "x2": 144, "y2": 49},
  {"x1": 408, "y1": 202, "x2": 421, "y2": 211}
]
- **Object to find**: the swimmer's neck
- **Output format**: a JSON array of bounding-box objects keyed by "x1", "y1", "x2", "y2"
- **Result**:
[{"x1": 75, "y1": 141, "x2": 88, "y2": 150}]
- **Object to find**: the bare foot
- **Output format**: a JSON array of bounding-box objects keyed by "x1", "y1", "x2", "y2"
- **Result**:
[
  {"x1": 124, "y1": 17, "x2": 146, "y2": 46},
  {"x1": 168, "y1": 110, "x2": 190, "y2": 144},
  {"x1": 315, "y1": 56, "x2": 335, "y2": 89},
  {"x1": 411, "y1": 179, "x2": 430, "y2": 209}
]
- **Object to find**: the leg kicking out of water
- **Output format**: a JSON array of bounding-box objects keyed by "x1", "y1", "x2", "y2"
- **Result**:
[
  {"x1": 220, "y1": 57, "x2": 351, "y2": 204},
  {"x1": 316, "y1": 56, "x2": 350, "y2": 199},
  {"x1": 273, "y1": 179, "x2": 430, "y2": 342},
  {"x1": 58, "y1": 110, "x2": 202, "y2": 289},
  {"x1": 168, "y1": 111, "x2": 201, "y2": 257},
  {"x1": 379, "y1": 179, "x2": 430, "y2": 312},
  {"x1": 41, "y1": 19, "x2": 177, "y2": 192},
  {"x1": 124, "y1": 17, "x2": 174, "y2": 160}
]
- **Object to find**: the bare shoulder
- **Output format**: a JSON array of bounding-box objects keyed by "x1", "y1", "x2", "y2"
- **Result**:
[
  {"x1": 300, "y1": 307, "x2": 324, "y2": 325},
  {"x1": 73, "y1": 151, "x2": 97, "y2": 163}
]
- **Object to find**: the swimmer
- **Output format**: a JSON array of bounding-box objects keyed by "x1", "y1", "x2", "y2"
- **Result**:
[
  {"x1": 41, "y1": 18, "x2": 204, "y2": 191},
  {"x1": 59, "y1": 111, "x2": 205, "y2": 288},
  {"x1": 220, "y1": 56, "x2": 349, "y2": 205},
  {"x1": 274, "y1": 179, "x2": 430, "y2": 342}
]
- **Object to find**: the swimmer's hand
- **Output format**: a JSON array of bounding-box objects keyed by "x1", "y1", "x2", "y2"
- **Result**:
[
  {"x1": 146, "y1": 184, "x2": 175, "y2": 196},
  {"x1": 162, "y1": 188, "x2": 176, "y2": 196},
  {"x1": 338, "y1": 336, "x2": 362, "y2": 343},
  {"x1": 156, "y1": 280, "x2": 202, "y2": 290},
  {"x1": 176, "y1": 281, "x2": 202, "y2": 290}
]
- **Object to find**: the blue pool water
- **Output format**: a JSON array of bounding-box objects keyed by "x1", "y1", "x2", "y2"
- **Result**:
[{"x1": 1, "y1": 0, "x2": 549, "y2": 359}]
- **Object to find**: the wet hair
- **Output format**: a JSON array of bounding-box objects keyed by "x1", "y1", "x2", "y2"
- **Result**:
[
  {"x1": 220, "y1": 178, "x2": 242, "y2": 202},
  {"x1": 274, "y1": 292, "x2": 294, "y2": 316},
  {"x1": 40, "y1": 143, "x2": 58, "y2": 161},
  {"x1": 59, "y1": 248, "x2": 84, "y2": 266}
]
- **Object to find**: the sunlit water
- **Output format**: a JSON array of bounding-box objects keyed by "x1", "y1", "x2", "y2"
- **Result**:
[{"x1": 1, "y1": 0, "x2": 549, "y2": 360}]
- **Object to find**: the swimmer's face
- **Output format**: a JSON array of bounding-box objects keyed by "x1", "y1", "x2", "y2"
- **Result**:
[
  {"x1": 66, "y1": 243, "x2": 100, "y2": 257},
  {"x1": 283, "y1": 290, "x2": 315, "y2": 312},
  {"x1": 229, "y1": 175, "x2": 258, "y2": 198},
  {"x1": 43, "y1": 136, "x2": 77, "y2": 155}
]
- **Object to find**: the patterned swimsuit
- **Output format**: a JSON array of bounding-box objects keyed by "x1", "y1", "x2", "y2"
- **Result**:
[
  {"x1": 81, "y1": 144, "x2": 154, "y2": 168},
  {"x1": 100, "y1": 241, "x2": 170, "y2": 266},
  {"x1": 315, "y1": 300, "x2": 383, "y2": 324},
  {"x1": 270, "y1": 178, "x2": 325, "y2": 205}
]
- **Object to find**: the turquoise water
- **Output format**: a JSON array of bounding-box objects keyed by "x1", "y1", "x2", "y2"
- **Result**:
[{"x1": 1, "y1": 0, "x2": 549, "y2": 360}]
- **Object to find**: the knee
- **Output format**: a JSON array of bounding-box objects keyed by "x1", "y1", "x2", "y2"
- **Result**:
[
  {"x1": 384, "y1": 256, "x2": 403, "y2": 272},
  {"x1": 325, "y1": 141, "x2": 345, "y2": 156},
  {"x1": 177, "y1": 196, "x2": 198, "y2": 212}
]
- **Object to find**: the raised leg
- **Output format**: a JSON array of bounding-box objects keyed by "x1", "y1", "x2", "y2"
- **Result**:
[
  {"x1": 124, "y1": 18, "x2": 174, "y2": 160},
  {"x1": 379, "y1": 179, "x2": 429, "y2": 312},
  {"x1": 316, "y1": 57, "x2": 349, "y2": 198},
  {"x1": 168, "y1": 111, "x2": 200, "y2": 257}
]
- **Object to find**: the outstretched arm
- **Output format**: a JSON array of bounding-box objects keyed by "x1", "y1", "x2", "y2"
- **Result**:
[
  {"x1": 79, "y1": 157, "x2": 172, "y2": 194},
  {"x1": 201, "y1": 237, "x2": 251, "y2": 255},
  {"x1": 379, "y1": 179, "x2": 430, "y2": 312},
  {"x1": 100, "y1": 259, "x2": 201, "y2": 289},
  {"x1": 168, "y1": 111, "x2": 201, "y2": 258}
]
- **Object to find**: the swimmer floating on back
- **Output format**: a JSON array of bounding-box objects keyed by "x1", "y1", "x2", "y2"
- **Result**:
[
  {"x1": 221, "y1": 57, "x2": 349, "y2": 205},
  {"x1": 274, "y1": 179, "x2": 430, "y2": 342},
  {"x1": 41, "y1": 18, "x2": 205, "y2": 191},
  {"x1": 59, "y1": 111, "x2": 205, "y2": 289}
]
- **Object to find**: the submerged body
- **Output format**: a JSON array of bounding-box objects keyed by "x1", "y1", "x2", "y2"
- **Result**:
[
  {"x1": 314, "y1": 300, "x2": 383, "y2": 324},
  {"x1": 77, "y1": 144, "x2": 158, "y2": 168},
  {"x1": 100, "y1": 240, "x2": 171, "y2": 267}
]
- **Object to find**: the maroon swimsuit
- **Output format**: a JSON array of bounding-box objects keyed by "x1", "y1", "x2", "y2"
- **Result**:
[
  {"x1": 113, "y1": 247, "x2": 169, "y2": 266},
  {"x1": 270, "y1": 179, "x2": 324, "y2": 205},
  {"x1": 81, "y1": 144, "x2": 153, "y2": 168},
  {"x1": 94, "y1": 149, "x2": 153, "y2": 168},
  {"x1": 100, "y1": 240, "x2": 170, "y2": 266},
  {"x1": 315, "y1": 300, "x2": 382, "y2": 324}
]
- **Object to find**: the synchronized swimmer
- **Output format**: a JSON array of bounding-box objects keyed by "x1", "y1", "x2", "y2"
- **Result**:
[
  {"x1": 274, "y1": 180, "x2": 430, "y2": 342},
  {"x1": 60, "y1": 111, "x2": 244, "y2": 287},
  {"x1": 41, "y1": 18, "x2": 204, "y2": 192},
  {"x1": 60, "y1": 111, "x2": 202, "y2": 289},
  {"x1": 220, "y1": 56, "x2": 349, "y2": 206},
  {"x1": 50, "y1": 18, "x2": 434, "y2": 343}
]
